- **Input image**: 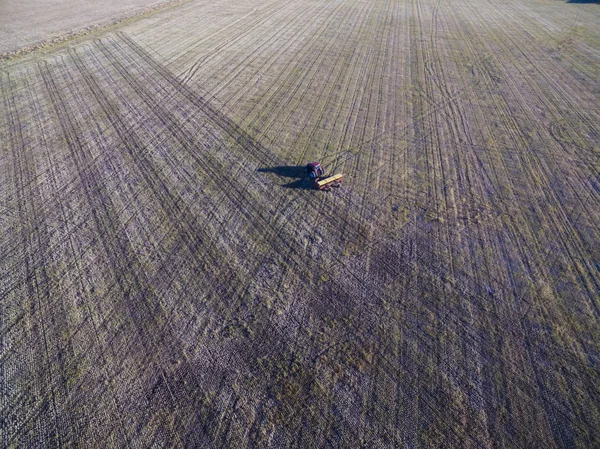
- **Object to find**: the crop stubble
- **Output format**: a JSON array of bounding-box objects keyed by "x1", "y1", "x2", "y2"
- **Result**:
[{"x1": 1, "y1": 0, "x2": 599, "y2": 447}]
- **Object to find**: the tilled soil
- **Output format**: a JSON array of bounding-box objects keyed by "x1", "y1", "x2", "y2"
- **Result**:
[{"x1": 1, "y1": 0, "x2": 599, "y2": 447}]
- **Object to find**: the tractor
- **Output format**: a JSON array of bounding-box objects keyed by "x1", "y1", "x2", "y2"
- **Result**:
[{"x1": 305, "y1": 162, "x2": 343, "y2": 191}]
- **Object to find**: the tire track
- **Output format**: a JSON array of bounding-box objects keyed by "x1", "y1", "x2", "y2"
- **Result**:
[
  {"x1": 179, "y1": 0, "x2": 295, "y2": 86},
  {"x1": 470, "y1": 1, "x2": 600, "y2": 302},
  {"x1": 238, "y1": 0, "x2": 365, "y2": 153},
  {"x1": 27, "y1": 61, "x2": 135, "y2": 447},
  {"x1": 2, "y1": 69, "x2": 64, "y2": 449},
  {"x1": 90, "y1": 29, "x2": 502, "y2": 446},
  {"x1": 187, "y1": 0, "x2": 326, "y2": 107},
  {"x1": 39, "y1": 55, "x2": 201, "y2": 446},
  {"x1": 115, "y1": 30, "x2": 371, "y2": 249},
  {"x1": 446, "y1": 2, "x2": 600, "y2": 444}
]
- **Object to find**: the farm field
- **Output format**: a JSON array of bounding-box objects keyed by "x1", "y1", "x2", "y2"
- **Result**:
[{"x1": 1, "y1": 0, "x2": 599, "y2": 447}]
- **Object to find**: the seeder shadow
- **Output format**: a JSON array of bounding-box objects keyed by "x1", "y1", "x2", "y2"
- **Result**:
[{"x1": 257, "y1": 166, "x2": 313, "y2": 189}]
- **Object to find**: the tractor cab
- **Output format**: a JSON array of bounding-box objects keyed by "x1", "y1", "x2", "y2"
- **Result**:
[{"x1": 306, "y1": 162, "x2": 324, "y2": 179}]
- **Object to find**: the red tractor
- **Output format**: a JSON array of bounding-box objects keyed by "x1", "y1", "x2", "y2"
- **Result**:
[
  {"x1": 306, "y1": 162, "x2": 343, "y2": 191},
  {"x1": 306, "y1": 162, "x2": 325, "y2": 180}
]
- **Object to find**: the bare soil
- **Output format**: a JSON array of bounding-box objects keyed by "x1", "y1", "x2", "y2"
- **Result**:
[{"x1": 1, "y1": 0, "x2": 599, "y2": 447}]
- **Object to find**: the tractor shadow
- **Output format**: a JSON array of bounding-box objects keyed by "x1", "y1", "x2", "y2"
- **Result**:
[{"x1": 257, "y1": 166, "x2": 313, "y2": 189}]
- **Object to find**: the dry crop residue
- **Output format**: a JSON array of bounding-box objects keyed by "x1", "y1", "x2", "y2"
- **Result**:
[{"x1": 1, "y1": 0, "x2": 599, "y2": 447}]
